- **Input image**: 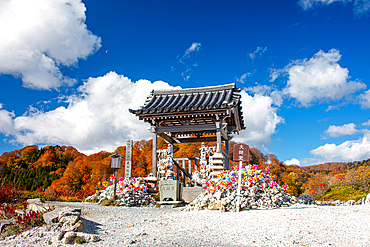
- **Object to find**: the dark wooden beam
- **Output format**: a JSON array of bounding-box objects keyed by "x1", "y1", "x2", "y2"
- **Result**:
[
  {"x1": 176, "y1": 137, "x2": 218, "y2": 143},
  {"x1": 157, "y1": 133, "x2": 176, "y2": 144},
  {"x1": 173, "y1": 160, "x2": 192, "y2": 180},
  {"x1": 233, "y1": 106, "x2": 242, "y2": 133},
  {"x1": 156, "y1": 123, "x2": 217, "y2": 133},
  {"x1": 220, "y1": 128, "x2": 228, "y2": 140}
]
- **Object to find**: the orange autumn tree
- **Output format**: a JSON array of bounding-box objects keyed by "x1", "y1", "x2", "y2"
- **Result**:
[
  {"x1": 0, "y1": 145, "x2": 83, "y2": 191},
  {"x1": 132, "y1": 139, "x2": 152, "y2": 177},
  {"x1": 2, "y1": 139, "x2": 370, "y2": 201},
  {"x1": 47, "y1": 151, "x2": 112, "y2": 196}
]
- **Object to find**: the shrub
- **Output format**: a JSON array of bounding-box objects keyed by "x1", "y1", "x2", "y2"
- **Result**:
[
  {"x1": 0, "y1": 199, "x2": 50, "y2": 237},
  {"x1": 0, "y1": 183, "x2": 19, "y2": 203},
  {"x1": 100, "y1": 198, "x2": 114, "y2": 206},
  {"x1": 315, "y1": 185, "x2": 368, "y2": 201},
  {"x1": 74, "y1": 236, "x2": 85, "y2": 244},
  {"x1": 17, "y1": 190, "x2": 58, "y2": 201}
]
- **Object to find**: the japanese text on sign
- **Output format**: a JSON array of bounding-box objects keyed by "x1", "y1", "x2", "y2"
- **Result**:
[
  {"x1": 125, "y1": 139, "x2": 133, "y2": 177},
  {"x1": 233, "y1": 143, "x2": 250, "y2": 161}
]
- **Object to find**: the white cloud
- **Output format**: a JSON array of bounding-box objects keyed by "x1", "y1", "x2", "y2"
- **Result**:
[
  {"x1": 274, "y1": 49, "x2": 366, "y2": 107},
  {"x1": 235, "y1": 73, "x2": 252, "y2": 84},
  {"x1": 0, "y1": 73, "x2": 283, "y2": 154},
  {"x1": 0, "y1": 72, "x2": 176, "y2": 154},
  {"x1": 182, "y1": 42, "x2": 201, "y2": 59},
  {"x1": 284, "y1": 158, "x2": 301, "y2": 166},
  {"x1": 323, "y1": 123, "x2": 359, "y2": 138},
  {"x1": 0, "y1": 104, "x2": 15, "y2": 135},
  {"x1": 354, "y1": 0, "x2": 370, "y2": 15},
  {"x1": 357, "y1": 89, "x2": 370, "y2": 108},
  {"x1": 310, "y1": 131, "x2": 370, "y2": 162},
  {"x1": 248, "y1": 47, "x2": 267, "y2": 61},
  {"x1": 0, "y1": 73, "x2": 285, "y2": 154},
  {"x1": 299, "y1": 0, "x2": 370, "y2": 16},
  {"x1": 299, "y1": 0, "x2": 349, "y2": 10},
  {"x1": 178, "y1": 42, "x2": 202, "y2": 81},
  {"x1": 0, "y1": 0, "x2": 101, "y2": 90},
  {"x1": 234, "y1": 91, "x2": 284, "y2": 149},
  {"x1": 362, "y1": 119, "x2": 370, "y2": 126},
  {"x1": 245, "y1": 84, "x2": 284, "y2": 107},
  {"x1": 0, "y1": 72, "x2": 284, "y2": 154}
]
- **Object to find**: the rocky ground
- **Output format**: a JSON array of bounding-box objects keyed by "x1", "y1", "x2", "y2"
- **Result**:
[{"x1": 0, "y1": 200, "x2": 369, "y2": 247}]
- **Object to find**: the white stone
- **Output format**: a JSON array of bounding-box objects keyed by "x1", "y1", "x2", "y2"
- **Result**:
[{"x1": 62, "y1": 231, "x2": 76, "y2": 244}]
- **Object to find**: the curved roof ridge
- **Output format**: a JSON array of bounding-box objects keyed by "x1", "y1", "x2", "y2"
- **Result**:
[{"x1": 153, "y1": 83, "x2": 236, "y2": 95}]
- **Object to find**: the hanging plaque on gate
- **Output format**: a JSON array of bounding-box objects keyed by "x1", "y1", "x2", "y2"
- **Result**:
[{"x1": 233, "y1": 143, "x2": 249, "y2": 161}]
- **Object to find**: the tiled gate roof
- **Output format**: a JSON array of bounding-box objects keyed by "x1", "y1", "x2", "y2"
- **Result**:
[
  {"x1": 130, "y1": 83, "x2": 240, "y2": 112},
  {"x1": 130, "y1": 83, "x2": 245, "y2": 132}
]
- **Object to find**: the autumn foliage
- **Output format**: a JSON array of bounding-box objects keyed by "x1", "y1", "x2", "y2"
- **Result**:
[{"x1": 1, "y1": 140, "x2": 369, "y2": 201}]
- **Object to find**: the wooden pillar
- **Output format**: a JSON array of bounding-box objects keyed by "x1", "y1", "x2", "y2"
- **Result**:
[
  {"x1": 152, "y1": 132, "x2": 157, "y2": 178},
  {"x1": 225, "y1": 138, "x2": 230, "y2": 170},
  {"x1": 176, "y1": 163, "x2": 179, "y2": 181},
  {"x1": 182, "y1": 159, "x2": 186, "y2": 186},
  {"x1": 188, "y1": 160, "x2": 191, "y2": 176}
]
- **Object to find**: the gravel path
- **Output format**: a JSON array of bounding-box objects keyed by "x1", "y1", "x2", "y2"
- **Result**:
[{"x1": 1, "y1": 202, "x2": 370, "y2": 246}]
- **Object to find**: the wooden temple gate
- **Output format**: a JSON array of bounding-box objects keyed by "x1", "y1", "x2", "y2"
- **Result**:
[{"x1": 129, "y1": 83, "x2": 245, "y2": 179}]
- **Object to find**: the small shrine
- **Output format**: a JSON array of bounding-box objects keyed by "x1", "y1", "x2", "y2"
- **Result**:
[{"x1": 129, "y1": 83, "x2": 245, "y2": 178}]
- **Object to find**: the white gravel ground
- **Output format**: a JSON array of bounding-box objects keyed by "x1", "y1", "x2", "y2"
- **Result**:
[{"x1": 1, "y1": 202, "x2": 369, "y2": 247}]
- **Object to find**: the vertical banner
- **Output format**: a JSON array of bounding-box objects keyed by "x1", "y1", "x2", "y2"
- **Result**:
[{"x1": 125, "y1": 139, "x2": 133, "y2": 178}]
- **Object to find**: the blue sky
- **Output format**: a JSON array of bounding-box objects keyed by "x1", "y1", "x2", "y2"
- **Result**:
[{"x1": 1, "y1": 0, "x2": 370, "y2": 166}]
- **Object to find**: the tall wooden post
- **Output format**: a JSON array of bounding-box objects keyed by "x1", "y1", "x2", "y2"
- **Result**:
[
  {"x1": 152, "y1": 132, "x2": 157, "y2": 178},
  {"x1": 114, "y1": 169, "x2": 118, "y2": 200},
  {"x1": 225, "y1": 139, "x2": 230, "y2": 170}
]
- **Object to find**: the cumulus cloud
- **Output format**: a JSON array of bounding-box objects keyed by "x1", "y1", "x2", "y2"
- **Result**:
[
  {"x1": 299, "y1": 0, "x2": 370, "y2": 16},
  {"x1": 0, "y1": 73, "x2": 284, "y2": 154},
  {"x1": 0, "y1": 0, "x2": 101, "y2": 90},
  {"x1": 284, "y1": 158, "x2": 301, "y2": 166},
  {"x1": 234, "y1": 91, "x2": 284, "y2": 149},
  {"x1": 323, "y1": 123, "x2": 359, "y2": 138},
  {"x1": 0, "y1": 104, "x2": 15, "y2": 135},
  {"x1": 310, "y1": 131, "x2": 370, "y2": 162},
  {"x1": 0, "y1": 72, "x2": 176, "y2": 154},
  {"x1": 273, "y1": 49, "x2": 366, "y2": 107}
]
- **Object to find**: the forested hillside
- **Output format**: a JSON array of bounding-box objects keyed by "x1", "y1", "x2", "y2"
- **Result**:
[{"x1": 0, "y1": 139, "x2": 369, "y2": 201}]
